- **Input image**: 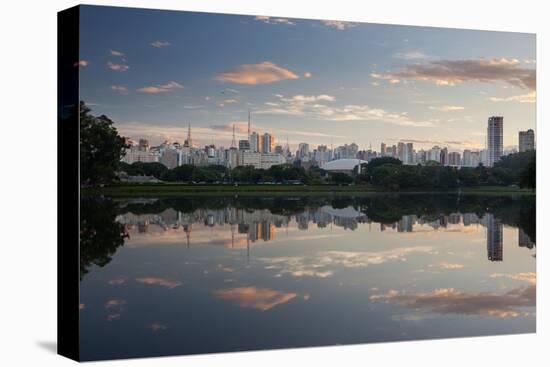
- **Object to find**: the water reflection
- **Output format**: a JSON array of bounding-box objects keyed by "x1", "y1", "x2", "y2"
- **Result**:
[{"x1": 79, "y1": 194, "x2": 535, "y2": 361}]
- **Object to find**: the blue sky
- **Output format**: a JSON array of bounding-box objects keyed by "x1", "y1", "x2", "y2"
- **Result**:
[{"x1": 79, "y1": 5, "x2": 536, "y2": 152}]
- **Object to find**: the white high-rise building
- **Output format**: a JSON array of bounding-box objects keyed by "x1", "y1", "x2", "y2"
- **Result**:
[
  {"x1": 249, "y1": 132, "x2": 261, "y2": 153},
  {"x1": 262, "y1": 133, "x2": 274, "y2": 153},
  {"x1": 487, "y1": 116, "x2": 503, "y2": 167}
]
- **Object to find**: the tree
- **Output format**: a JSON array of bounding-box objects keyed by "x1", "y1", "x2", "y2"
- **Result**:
[
  {"x1": 80, "y1": 101, "x2": 128, "y2": 186},
  {"x1": 519, "y1": 156, "x2": 536, "y2": 189},
  {"x1": 119, "y1": 161, "x2": 168, "y2": 179},
  {"x1": 80, "y1": 197, "x2": 128, "y2": 279},
  {"x1": 329, "y1": 172, "x2": 354, "y2": 185}
]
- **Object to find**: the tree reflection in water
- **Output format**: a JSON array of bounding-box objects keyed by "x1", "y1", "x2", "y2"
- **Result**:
[{"x1": 79, "y1": 194, "x2": 535, "y2": 279}]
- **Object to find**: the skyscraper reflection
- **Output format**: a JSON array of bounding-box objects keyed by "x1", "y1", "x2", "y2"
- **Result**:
[{"x1": 485, "y1": 214, "x2": 503, "y2": 262}]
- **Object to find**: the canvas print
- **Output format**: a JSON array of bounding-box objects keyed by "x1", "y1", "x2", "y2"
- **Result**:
[{"x1": 62, "y1": 4, "x2": 536, "y2": 361}]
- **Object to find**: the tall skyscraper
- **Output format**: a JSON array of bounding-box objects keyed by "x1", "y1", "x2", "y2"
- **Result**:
[
  {"x1": 184, "y1": 122, "x2": 193, "y2": 148},
  {"x1": 397, "y1": 142, "x2": 405, "y2": 162},
  {"x1": 487, "y1": 116, "x2": 503, "y2": 167},
  {"x1": 380, "y1": 143, "x2": 386, "y2": 156},
  {"x1": 249, "y1": 132, "x2": 261, "y2": 152},
  {"x1": 262, "y1": 133, "x2": 275, "y2": 153},
  {"x1": 519, "y1": 129, "x2": 535, "y2": 152}
]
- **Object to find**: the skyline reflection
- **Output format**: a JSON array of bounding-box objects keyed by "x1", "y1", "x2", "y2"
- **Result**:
[{"x1": 79, "y1": 194, "x2": 535, "y2": 361}]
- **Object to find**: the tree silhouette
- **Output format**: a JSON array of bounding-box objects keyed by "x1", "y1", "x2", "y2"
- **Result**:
[
  {"x1": 80, "y1": 197, "x2": 128, "y2": 280},
  {"x1": 80, "y1": 101, "x2": 128, "y2": 186}
]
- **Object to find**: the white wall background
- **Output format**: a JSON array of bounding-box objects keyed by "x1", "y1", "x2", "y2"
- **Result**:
[{"x1": 0, "y1": 0, "x2": 547, "y2": 365}]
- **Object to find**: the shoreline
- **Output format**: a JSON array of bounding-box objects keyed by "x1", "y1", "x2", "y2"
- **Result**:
[{"x1": 83, "y1": 184, "x2": 535, "y2": 197}]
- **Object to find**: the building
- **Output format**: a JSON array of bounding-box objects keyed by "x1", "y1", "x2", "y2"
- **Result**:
[
  {"x1": 225, "y1": 147, "x2": 239, "y2": 169},
  {"x1": 274, "y1": 145, "x2": 284, "y2": 155},
  {"x1": 238, "y1": 151, "x2": 261, "y2": 168},
  {"x1": 397, "y1": 142, "x2": 405, "y2": 162},
  {"x1": 487, "y1": 116, "x2": 503, "y2": 167},
  {"x1": 238, "y1": 139, "x2": 250, "y2": 151},
  {"x1": 519, "y1": 129, "x2": 535, "y2": 152},
  {"x1": 121, "y1": 145, "x2": 160, "y2": 164},
  {"x1": 138, "y1": 139, "x2": 149, "y2": 151},
  {"x1": 405, "y1": 143, "x2": 414, "y2": 164},
  {"x1": 480, "y1": 149, "x2": 488, "y2": 166},
  {"x1": 262, "y1": 133, "x2": 275, "y2": 153},
  {"x1": 259, "y1": 152, "x2": 285, "y2": 169},
  {"x1": 428, "y1": 146, "x2": 441, "y2": 162},
  {"x1": 297, "y1": 143, "x2": 310, "y2": 160},
  {"x1": 313, "y1": 145, "x2": 331, "y2": 166},
  {"x1": 380, "y1": 143, "x2": 387, "y2": 156},
  {"x1": 159, "y1": 148, "x2": 179, "y2": 169},
  {"x1": 249, "y1": 132, "x2": 261, "y2": 153},
  {"x1": 486, "y1": 214, "x2": 503, "y2": 262},
  {"x1": 322, "y1": 159, "x2": 367, "y2": 175},
  {"x1": 440, "y1": 147, "x2": 448, "y2": 165},
  {"x1": 518, "y1": 228, "x2": 535, "y2": 249},
  {"x1": 448, "y1": 152, "x2": 461, "y2": 166},
  {"x1": 335, "y1": 143, "x2": 359, "y2": 159},
  {"x1": 238, "y1": 151, "x2": 285, "y2": 169}
]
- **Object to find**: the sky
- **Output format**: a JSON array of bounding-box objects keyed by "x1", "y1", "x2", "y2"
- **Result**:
[{"x1": 78, "y1": 5, "x2": 536, "y2": 152}]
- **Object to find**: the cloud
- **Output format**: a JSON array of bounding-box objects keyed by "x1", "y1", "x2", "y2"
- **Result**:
[
  {"x1": 429, "y1": 105, "x2": 465, "y2": 112},
  {"x1": 108, "y1": 276, "x2": 127, "y2": 285},
  {"x1": 321, "y1": 20, "x2": 356, "y2": 30},
  {"x1": 490, "y1": 272, "x2": 536, "y2": 285},
  {"x1": 372, "y1": 58, "x2": 535, "y2": 90},
  {"x1": 209, "y1": 122, "x2": 249, "y2": 133},
  {"x1": 147, "y1": 323, "x2": 168, "y2": 331},
  {"x1": 259, "y1": 246, "x2": 435, "y2": 278},
  {"x1": 110, "y1": 50, "x2": 125, "y2": 57},
  {"x1": 370, "y1": 284, "x2": 535, "y2": 318},
  {"x1": 135, "y1": 277, "x2": 182, "y2": 289},
  {"x1": 304, "y1": 71, "x2": 313, "y2": 78},
  {"x1": 218, "y1": 98, "x2": 239, "y2": 107},
  {"x1": 150, "y1": 40, "x2": 171, "y2": 48},
  {"x1": 107, "y1": 314, "x2": 121, "y2": 321},
  {"x1": 257, "y1": 94, "x2": 433, "y2": 127},
  {"x1": 215, "y1": 61, "x2": 299, "y2": 85},
  {"x1": 74, "y1": 60, "x2": 89, "y2": 67},
  {"x1": 107, "y1": 61, "x2": 129, "y2": 72},
  {"x1": 110, "y1": 85, "x2": 129, "y2": 95},
  {"x1": 429, "y1": 262, "x2": 464, "y2": 269},
  {"x1": 105, "y1": 299, "x2": 126, "y2": 309},
  {"x1": 137, "y1": 81, "x2": 183, "y2": 94},
  {"x1": 213, "y1": 287, "x2": 297, "y2": 311},
  {"x1": 254, "y1": 16, "x2": 296, "y2": 25},
  {"x1": 489, "y1": 91, "x2": 536, "y2": 103},
  {"x1": 393, "y1": 51, "x2": 429, "y2": 60}
]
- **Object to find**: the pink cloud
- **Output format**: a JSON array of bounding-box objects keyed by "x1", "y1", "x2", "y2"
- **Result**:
[
  {"x1": 215, "y1": 61, "x2": 299, "y2": 85},
  {"x1": 107, "y1": 61, "x2": 129, "y2": 72},
  {"x1": 137, "y1": 81, "x2": 183, "y2": 94}
]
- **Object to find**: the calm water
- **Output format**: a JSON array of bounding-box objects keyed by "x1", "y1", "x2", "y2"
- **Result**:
[{"x1": 79, "y1": 194, "x2": 536, "y2": 361}]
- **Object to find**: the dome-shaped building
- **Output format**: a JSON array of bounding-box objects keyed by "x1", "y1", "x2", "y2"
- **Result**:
[{"x1": 321, "y1": 159, "x2": 367, "y2": 174}]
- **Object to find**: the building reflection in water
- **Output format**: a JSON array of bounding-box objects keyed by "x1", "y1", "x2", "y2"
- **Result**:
[
  {"x1": 116, "y1": 205, "x2": 534, "y2": 262},
  {"x1": 484, "y1": 213, "x2": 503, "y2": 262}
]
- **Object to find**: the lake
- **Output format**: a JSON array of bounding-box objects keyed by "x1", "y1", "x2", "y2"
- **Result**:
[{"x1": 79, "y1": 194, "x2": 536, "y2": 361}]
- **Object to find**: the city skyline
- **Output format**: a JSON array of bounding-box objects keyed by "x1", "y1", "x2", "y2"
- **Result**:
[{"x1": 79, "y1": 6, "x2": 536, "y2": 152}]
